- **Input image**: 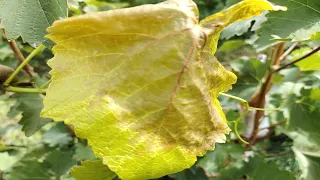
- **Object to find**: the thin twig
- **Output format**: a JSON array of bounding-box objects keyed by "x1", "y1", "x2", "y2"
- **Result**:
[
  {"x1": 279, "y1": 42, "x2": 298, "y2": 62},
  {"x1": 2, "y1": 30, "x2": 36, "y2": 77},
  {"x1": 273, "y1": 46, "x2": 320, "y2": 73}
]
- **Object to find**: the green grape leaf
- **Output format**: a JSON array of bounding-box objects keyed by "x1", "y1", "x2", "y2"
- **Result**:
[
  {"x1": 221, "y1": 12, "x2": 267, "y2": 40},
  {"x1": 198, "y1": 148, "x2": 294, "y2": 180},
  {"x1": 196, "y1": 143, "x2": 244, "y2": 176},
  {"x1": 228, "y1": 58, "x2": 269, "y2": 100},
  {"x1": 290, "y1": 131, "x2": 319, "y2": 154},
  {"x1": 0, "y1": 0, "x2": 68, "y2": 47},
  {"x1": 169, "y1": 166, "x2": 209, "y2": 180},
  {"x1": 303, "y1": 154, "x2": 320, "y2": 180},
  {"x1": 215, "y1": 40, "x2": 258, "y2": 63},
  {"x1": 8, "y1": 159, "x2": 51, "y2": 180},
  {"x1": 285, "y1": 90, "x2": 320, "y2": 135},
  {"x1": 14, "y1": 93, "x2": 52, "y2": 137},
  {"x1": 71, "y1": 160, "x2": 117, "y2": 180},
  {"x1": 41, "y1": 0, "x2": 280, "y2": 179},
  {"x1": 43, "y1": 150, "x2": 77, "y2": 177},
  {"x1": 291, "y1": 131, "x2": 320, "y2": 180},
  {"x1": 282, "y1": 88, "x2": 320, "y2": 158},
  {"x1": 7, "y1": 148, "x2": 49, "y2": 180},
  {"x1": 43, "y1": 122, "x2": 72, "y2": 147},
  {"x1": 218, "y1": 40, "x2": 247, "y2": 52},
  {"x1": 255, "y1": 0, "x2": 320, "y2": 50},
  {"x1": 245, "y1": 157, "x2": 295, "y2": 180},
  {"x1": 74, "y1": 143, "x2": 95, "y2": 161},
  {"x1": 289, "y1": 47, "x2": 320, "y2": 71},
  {"x1": 7, "y1": 147, "x2": 76, "y2": 180},
  {"x1": 216, "y1": 165, "x2": 247, "y2": 180}
]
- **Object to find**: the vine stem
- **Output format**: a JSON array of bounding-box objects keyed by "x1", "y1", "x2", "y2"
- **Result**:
[
  {"x1": 5, "y1": 86, "x2": 47, "y2": 93},
  {"x1": 3, "y1": 44, "x2": 45, "y2": 86},
  {"x1": 249, "y1": 43, "x2": 285, "y2": 145}
]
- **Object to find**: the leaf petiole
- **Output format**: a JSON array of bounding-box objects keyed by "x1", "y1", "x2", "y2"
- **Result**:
[
  {"x1": 219, "y1": 93, "x2": 281, "y2": 144},
  {"x1": 219, "y1": 92, "x2": 249, "y2": 144},
  {"x1": 3, "y1": 44, "x2": 45, "y2": 86},
  {"x1": 5, "y1": 86, "x2": 47, "y2": 93}
]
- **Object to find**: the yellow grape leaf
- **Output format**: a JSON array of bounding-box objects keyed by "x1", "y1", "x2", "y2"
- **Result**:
[
  {"x1": 41, "y1": 0, "x2": 279, "y2": 179},
  {"x1": 200, "y1": 0, "x2": 285, "y2": 53}
]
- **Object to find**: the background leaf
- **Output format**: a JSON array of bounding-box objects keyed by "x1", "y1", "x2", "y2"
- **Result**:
[
  {"x1": 0, "y1": 0, "x2": 68, "y2": 47},
  {"x1": 221, "y1": 12, "x2": 267, "y2": 40},
  {"x1": 291, "y1": 131, "x2": 320, "y2": 180},
  {"x1": 228, "y1": 58, "x2": 269, "y2": 100},
  {"x1": 43, "y1": 122, "x2": 72, "y2": 147},
  {"x1": 13, "y1": 93, "x2": 52, "y2": 137},
  {"x1": 285, "y1": 89, "x2": 320, "y2": 137},
  {"x1": 244, "y1": 157, "x2": 295, "y2": 180},
  {"x1": 255, "y1": 0, "x2": 320, "y2": 50},
  {"x1": 7, "y1": 147, "x2": 76, "y2": 180},
  {"x1": 196, "y1": 143, "x2": 244, "y2": 176}
]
